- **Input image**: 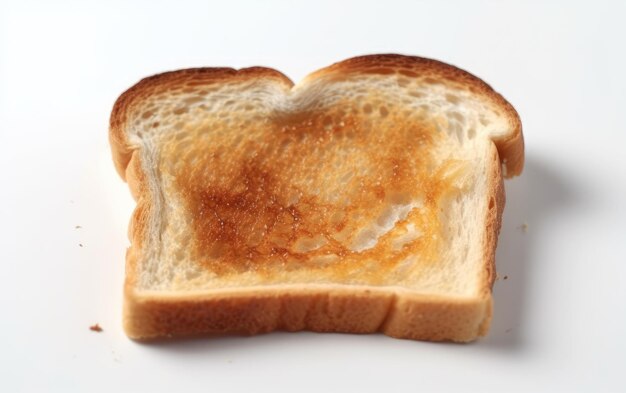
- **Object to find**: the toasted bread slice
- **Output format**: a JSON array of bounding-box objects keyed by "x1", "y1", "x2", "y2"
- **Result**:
[{"x1": 110, "y1": 54, "x2": 523, "y2": 342}]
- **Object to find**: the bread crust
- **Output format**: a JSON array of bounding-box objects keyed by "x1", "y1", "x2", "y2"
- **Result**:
[
  {"x1": 110, "y1": 54, "x2": 522, "y2": 342},
  {"x1": 124, "y1": 286, "x2": 490, "y2": 342}
]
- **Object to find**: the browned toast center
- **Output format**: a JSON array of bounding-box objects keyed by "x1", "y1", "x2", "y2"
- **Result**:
[{"x1": 171, "y1": 101, "x2": 461, "y2": 283}]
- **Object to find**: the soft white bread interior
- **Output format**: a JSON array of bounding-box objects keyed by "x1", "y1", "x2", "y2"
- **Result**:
[{"x1": 110, "y1": 54, "x2": 523, "y2": 342}]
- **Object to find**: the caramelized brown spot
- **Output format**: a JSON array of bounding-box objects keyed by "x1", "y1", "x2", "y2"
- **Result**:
[
  {"x1": 172, "y1": 101, "x2": 462, "y2": 283},
  {"x1": 362, "y1": 67, "x2": 396, "y2": 75},
  {"x1": 399, "y1": 70, "x2": 419, "y2": 78}
]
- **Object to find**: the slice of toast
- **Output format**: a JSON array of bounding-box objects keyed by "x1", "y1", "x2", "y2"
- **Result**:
[{"x1": 110, "y1": 54, "x2": 523, "y2": 342}]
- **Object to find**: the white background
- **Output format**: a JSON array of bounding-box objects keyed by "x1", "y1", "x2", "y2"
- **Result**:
[{"x1": 1, "y1": 0, "x2": 625, "y2": 392}]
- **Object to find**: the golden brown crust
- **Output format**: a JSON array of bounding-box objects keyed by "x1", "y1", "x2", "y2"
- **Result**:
[
  {"x1": 471, "y1": 143, "x2": 506, "y2": 336},
  {"x1": 481, "y1": 143, "x2": 506, "y2": 295},
  {"x1": 124, "y1": 287, "x2": 490, "y2": 342},
  {"x1": 124, "y1": 153, "x2": 151, "y2": 290},
  {"x1": 495, "y1": 126, "x2": 525, "y2": 177},
  {"x1": 110, "y1": 54, "x2": 522, "y2": 342}
]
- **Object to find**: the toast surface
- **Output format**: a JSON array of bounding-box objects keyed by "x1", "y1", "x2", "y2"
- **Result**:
[{"x1": 110, "y1": 54, "x2": 523, "y2": 341}]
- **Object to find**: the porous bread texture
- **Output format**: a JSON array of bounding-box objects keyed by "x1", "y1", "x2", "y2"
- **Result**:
[{"x1": 110, "y1": 54, "x2": 523, "y2": 341}]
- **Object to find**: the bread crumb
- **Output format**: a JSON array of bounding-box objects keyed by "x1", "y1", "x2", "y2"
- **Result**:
[
  {"x1": 495, "y1": 273, "x2": 500, "y2": 281},
  {"x1": 518, "y1": 222, "x2": 528, "y2": 233},
  {"x1": 503, "y1": 275, "x2": 508, "y2": 280},
  {"x1": 90, "y1": 324, "x2": 103, "y2": 332}
]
